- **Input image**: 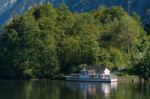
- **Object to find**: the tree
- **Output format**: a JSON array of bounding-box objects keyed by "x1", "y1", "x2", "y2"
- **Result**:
[
  {"x1": 0, "y1": 5, "x2": 59, "y2": 78},
  {"x1": 93, "y1": 6, "x2": 145, "y2": 69},
  {"x1": 0, "y1": 3, "x2": 148, "y2": 79},
  {"x1": 134, "y1": 43, "x2": 150, "y2": 80},
  {"x1": 72, "y1": 13, "x2": 100, "y2": 65}
]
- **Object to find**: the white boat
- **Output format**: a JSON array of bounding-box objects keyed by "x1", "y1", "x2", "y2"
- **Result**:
[{"x1": 65, "y1": 66, "x2": 117, "y2": 82}]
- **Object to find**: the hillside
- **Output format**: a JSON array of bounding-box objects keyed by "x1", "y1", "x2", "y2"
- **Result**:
[
  {"x1": 0, "y1": 4, "x2": 149, "y2": 79},
  {"x1": 0, "y1": 0, "x2": 150, "y2": 25}
]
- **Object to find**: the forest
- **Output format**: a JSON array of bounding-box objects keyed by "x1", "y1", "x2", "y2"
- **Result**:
[{"x1": 0, "y1": 4, "x2": 149, "y2": 79}]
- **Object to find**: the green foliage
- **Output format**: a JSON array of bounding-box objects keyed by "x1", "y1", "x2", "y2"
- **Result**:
[
  {"x1": 144, "y1": 24, "x2": 150, "y2": 35},
  {"x1": 0, "y1": 4, "x2": 59, "y2": 78},
  {"x1": 0, "y1": 4, "x2": 148, "y2": 79},
  {"x1": 134, "y1": 56, "x2": 150, "y2": 80},
  {"x1": 134, "y1": 39, "x2": 150, "y2": 80}
]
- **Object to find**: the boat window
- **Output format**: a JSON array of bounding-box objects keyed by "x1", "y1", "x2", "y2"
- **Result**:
[{"x1": 81, "y1": 71, "x2": 88, "y2": 75}]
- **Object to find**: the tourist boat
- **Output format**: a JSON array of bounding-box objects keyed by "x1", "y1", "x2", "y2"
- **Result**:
[{"x1": 65, "y1": 66, "x2": 117, "y2": 82}]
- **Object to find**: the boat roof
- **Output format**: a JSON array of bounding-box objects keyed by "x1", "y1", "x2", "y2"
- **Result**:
[
  {"x1": 84, "y1": 66, "x2": 106, "y2": 70},
  {"x1": 83, "y1": 66, "x2": 109, "y2": 73}
]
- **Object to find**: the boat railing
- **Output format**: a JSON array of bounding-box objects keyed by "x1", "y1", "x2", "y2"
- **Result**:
[
  {"x1": 87, "y1": 74, "x2": 117, "y2": 79},
  {"x1": 66, "y1": 73, "x2": 117, "y2": 79}
]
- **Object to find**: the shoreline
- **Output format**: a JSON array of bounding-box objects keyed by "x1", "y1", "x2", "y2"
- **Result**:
[
  {"x1": 118, "y1": 76, "x2": 141, "y2": 83},
  {"x1": 0, "y1": 76, "x2": 149, "y2": 83}
]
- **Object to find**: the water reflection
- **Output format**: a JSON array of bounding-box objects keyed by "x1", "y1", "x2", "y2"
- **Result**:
[
  {"x1": 0, "y1": 80, "x2": 149, "y2": 99},
  {"x1": 65, "y1": 81, "x2": 117, "y2": 98}
]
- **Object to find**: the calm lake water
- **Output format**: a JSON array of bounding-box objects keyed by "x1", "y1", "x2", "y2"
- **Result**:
[{"x1": 0, "y1": 80, "x2": 149, "y2": 99}]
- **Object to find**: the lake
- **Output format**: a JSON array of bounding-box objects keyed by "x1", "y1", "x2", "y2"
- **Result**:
[{"x1": 0, "y1": 80, "x2": 149, "y2": 99}]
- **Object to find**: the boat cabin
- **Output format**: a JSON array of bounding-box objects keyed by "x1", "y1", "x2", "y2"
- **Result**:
[
  {"x1": 65, "y1": 65, "x2": 117, "y2": 82},
  {"x1": 81, "y1": 66, "x2": 111, "y2": 76}
]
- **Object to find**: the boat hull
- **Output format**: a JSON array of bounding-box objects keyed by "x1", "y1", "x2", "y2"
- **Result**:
[{"x1": 65, "y1": 76, "x2": 117, "y2": 82}]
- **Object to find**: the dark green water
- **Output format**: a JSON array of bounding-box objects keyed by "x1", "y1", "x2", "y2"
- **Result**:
[{"x1": 0, "y1": 80, "x2": 149, "y2": 99}]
